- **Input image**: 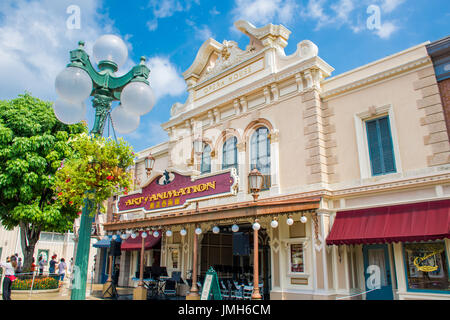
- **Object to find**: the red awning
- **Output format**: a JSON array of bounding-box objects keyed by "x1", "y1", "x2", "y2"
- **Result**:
[
  {"x1": 326, "y1": 200, "x2": 450, "y2": 245},
  {"x1": 121, "y1": 231, "x2": 162, "y2": 251}
]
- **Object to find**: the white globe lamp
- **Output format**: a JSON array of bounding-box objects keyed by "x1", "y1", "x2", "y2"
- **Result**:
[
  {"x1": 93, "y1": 34, "x2": 128, "y2": 68},
  {"x1": 55, "y1": 67, "x2": 93, "y2": 103},
  {"x1": 195, "y1": 227, "x2": 202, "y2": 235},
  {"x1": 180, "y1": 229, "x2": 187, "y2": 236},
  {"x1": 53, "y1": 99, "x2": 86, "y2": 125},
  {"x1": 231, "y1": 224, "x2": 239, "y2": 233},
  {"x1": 166, "y1": 230, "x2": 173, "y2": 237},
  {"x1": 300, "y1": 216, "x2": 308, "y2": 224},
  {"x1": 110, "y1": 104, "x2": 140, "y2": 134},
  {"x1": 287, "y1": 217, "x2": 294, "y2": 226},
  {"x1": 270, "y1": 220, "x2": 278, "y2": 228},
  {"x1": 120, "y1": 81, "x2": 155, "y2": 116},
  {"x1": 212, "y1": 226, "x2": 220, "y2": 234}
]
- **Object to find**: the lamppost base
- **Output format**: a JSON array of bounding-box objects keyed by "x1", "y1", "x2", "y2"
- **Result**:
[{"x1": 133, "y1": 286, "x2": 147, "y2": 300}]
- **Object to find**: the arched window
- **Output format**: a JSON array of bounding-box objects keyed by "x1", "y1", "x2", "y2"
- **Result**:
[
  {"x1": 201, "y1": 143, "x2": 211, "y2": 174},
  {"x1": 222, "y1": 136, "x2": 238, "y2": 173},
  {"x1": 250, "y1": 127, "x2": 271, "y2": 189}
]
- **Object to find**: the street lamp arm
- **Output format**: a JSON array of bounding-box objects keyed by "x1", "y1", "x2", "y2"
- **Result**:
[{"x1": 68, "y1": 47, "x2": 150, "y2": 95}]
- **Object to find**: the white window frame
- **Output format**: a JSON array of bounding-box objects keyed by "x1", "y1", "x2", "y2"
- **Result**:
[
  {"x1": 354, "y1": 104, "x2": 402, "y2": 180},
  {"x1": 282, "y1": 238, "x2": 310, "y2": 277}
]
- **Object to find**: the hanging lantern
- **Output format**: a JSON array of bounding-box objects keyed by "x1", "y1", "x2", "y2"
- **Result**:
[
  {"x1": 212, "y1": 226, "x2": 220, "y2": 234},
  {"x1": 300, "y1": 215, "x2": 308, "y2": 224},
  {"x1": 180, "y1": 229, "x2": 187, "y2": 236},
  {"x1": 270, "y1": 219, "x2": 279, "y2": 228},
  {"x1": 131, "y1": 232, "x2": 137, "y2": 239},
  {"x1": 195, "y1": 227, "x2": 202, "y2": 235},
  {"x1": 286, "y1": 216, "x2": 294, "y2": 226},
  {"x1": 141, "y1": 231, "x2": 148, "y2": 239},
  {"x1": 166, "y1": 230, "x2": 173, "y2": 237},
  {"x1": 153, "y1": 230, "x2": 160, "y2": 238},
  {"x1": 231, "y1": 224, "x2": 239, "y2": 233}
]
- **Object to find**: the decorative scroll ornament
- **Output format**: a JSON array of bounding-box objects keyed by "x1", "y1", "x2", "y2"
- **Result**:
[{"x1": 201, "y1": 40, "x2": 258, "y2": 82}]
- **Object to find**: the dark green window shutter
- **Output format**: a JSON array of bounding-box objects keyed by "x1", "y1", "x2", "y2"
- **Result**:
[{"x1": 366, "y1": 116, "x2": 396, "y2": 175}]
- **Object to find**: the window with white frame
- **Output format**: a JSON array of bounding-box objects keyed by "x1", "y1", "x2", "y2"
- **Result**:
[
  {"x1": 201, "y1": 143, "x2": 212, "y2": 174},
  {"x1": 354, "y1": 105, "x2": 401, "y2": 179},
  {"x1": 250, "y1": 127, "x2": 271, "y2": 190},
  {"x1": 222, "y1": 136, "x2": 238, "y2": 173}
]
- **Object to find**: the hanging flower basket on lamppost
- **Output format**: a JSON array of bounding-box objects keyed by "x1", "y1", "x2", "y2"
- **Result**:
[{"x1": 53, "y1": 34, "x2": 155, "y2": 300}]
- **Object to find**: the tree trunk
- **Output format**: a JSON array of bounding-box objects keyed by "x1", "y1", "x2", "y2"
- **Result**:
[{"x1": 19, "y1": 222, "x2": 41, "y2": 271}]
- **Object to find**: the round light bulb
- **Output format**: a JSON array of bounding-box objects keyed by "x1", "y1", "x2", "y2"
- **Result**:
[
  {"x1": 102, "y1": 235, "x2": 109, "y2": 241},
  {"x1": 110, "y1": 104, "x2": 140, "y2": 134},
  {"x1": 55, "y1": 67, "x2": 93, "y2": 103},
  {"x1": 121, "y1": 82, "x2": 155, "y2": 116},
  {"x1": 130, "y1": 233, "x2": 137, "y2": 239},
  {"x1": 270, "y1": 220, "x2": 278, "y2": 228},
  {"x1": 141, "y1": 232, "x2": 148, "y2": 238},
  {"x1": 180, "y1": 229, "x2": 187, "y2": 236},
  {"x1": 231, "y1": 224, "x2": 239, "y2": 233},
  {"x1": 195, "y1": 228, "x2": 202, "y2": 235},
  {"x1": 53, "y1": 99, "x2": 86, "y2": 125},
  {"x1": 153, "y1": 231, "x2": 160, "y2": 238},
  {"x1": 252, "y1": 222, "x2": 261, "y2": 231},
  {"x1": 212, "y1": 226, "x2": 220, "y2": 234},
  {"x1": 120, "y1": 233, "x2": 127, "y2": 240},
  {"x1": 166, "y1": 230, "x2": 173, "y2": 237},
  {"x1": 286, "y1": 217, "x2": 294, "y2": 226},
  {"x1": 93, "y1": 34, "x2": 128, "y2": 68},
  {"x1": 112, "y1": 235, "x2": 117, "y2": 240},
  {"x1": 300, "y1": 216, "x2": 308, "y2": 224}
]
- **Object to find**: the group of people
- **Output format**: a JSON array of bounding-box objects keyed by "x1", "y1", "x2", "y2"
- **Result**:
[{"x1": 1, "y1": 253, "x2": 73, "y2": 300}]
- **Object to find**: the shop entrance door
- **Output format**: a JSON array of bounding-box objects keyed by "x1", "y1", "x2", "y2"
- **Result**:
[{"x1": 363, "y1": 244, "x2": 393, "y2": 300}]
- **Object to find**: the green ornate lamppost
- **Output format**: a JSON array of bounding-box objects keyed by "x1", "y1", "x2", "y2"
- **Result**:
[{"x1": 54, "y1": 35, "x2": 155, "y2": 300}]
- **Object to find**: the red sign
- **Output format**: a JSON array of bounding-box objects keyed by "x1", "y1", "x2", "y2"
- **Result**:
[{"x1": 117, "y1": 169, "x2": 238, "y2": 214}]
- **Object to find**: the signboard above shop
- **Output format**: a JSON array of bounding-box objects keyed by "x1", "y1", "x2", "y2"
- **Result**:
[{"x1": 117, "y1": 169, "x2": 238, "y2": 215}]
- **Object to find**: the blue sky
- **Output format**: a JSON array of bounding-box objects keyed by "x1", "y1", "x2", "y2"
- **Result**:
[{"x1": 0, "y1": 0, "x2": 449, "y2": 153}]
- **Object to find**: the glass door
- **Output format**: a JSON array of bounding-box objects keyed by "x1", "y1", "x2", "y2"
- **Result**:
[{"x1": 363, "y1": 244, "x2": 394, "y2": 300}]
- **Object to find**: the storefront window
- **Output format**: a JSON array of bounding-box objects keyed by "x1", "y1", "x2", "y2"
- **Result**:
[
  {"x1": 290, "y1": 244, "x2": 304, "y2": 273},
  {"x1": 404, "y1": 241, "x2": 450, "y2": 292},
  {"x1": 171, "y1": 249, "x2": 179, "y2": 269}
]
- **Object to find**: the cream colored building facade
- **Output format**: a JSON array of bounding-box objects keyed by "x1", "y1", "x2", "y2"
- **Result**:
[{"x1": 103, "y1": 21, "x2": 450, "y2": 300}]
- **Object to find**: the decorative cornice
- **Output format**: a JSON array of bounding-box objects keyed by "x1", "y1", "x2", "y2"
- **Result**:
[
  {"x1": 162, "y1": 56, "x2": 333, "y2": 130},
  {"x1": 321, "y1": 57, "x2": 431, "y2": 100}
]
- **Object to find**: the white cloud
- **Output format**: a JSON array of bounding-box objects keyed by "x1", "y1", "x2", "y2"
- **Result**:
[
  {"x1": 374, "y1": 21, "x2": 398, "y2": 39},
  {"x1": 380, "y1": 0, "x2": 405, "y2": 13},
  {"x1": 194, "y1": 25, "x2": 215, "y2": 41},
  {"x1": 146, "y1": 57, "x2": 186, "y2": 101},
  {"x1": 231, "y1": 0, "x2": 298, "y2": 26},
  {"x1": 121, "y1": 120, "x2": 168, "y2": 149},
  {"x1": 0, "y1": 0, "x2": 113, "y2": 100},
  {"x1": 146, "y1": 0, "x2": 199, "y2": 31},
  {"x1": 210, "y1": 6, "x2": 220, "y2": 16}
]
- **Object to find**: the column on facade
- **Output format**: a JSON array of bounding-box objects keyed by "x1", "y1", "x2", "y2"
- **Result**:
[{"x1": 252, "y1": 220, "x2": 262, "y2": 300}]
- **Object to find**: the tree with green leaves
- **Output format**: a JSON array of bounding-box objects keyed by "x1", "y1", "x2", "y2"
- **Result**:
[{"x1": 0, "y1": 93, "x2": 87, "y2": 271}]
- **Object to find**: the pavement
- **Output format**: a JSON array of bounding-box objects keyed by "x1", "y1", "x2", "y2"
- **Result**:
[{"x1": 8, "y1": 278, "x2": 184, "y2": 300}]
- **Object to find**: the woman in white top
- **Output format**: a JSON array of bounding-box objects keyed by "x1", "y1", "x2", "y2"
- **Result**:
[{"x1": 1, "y1": 256, "x2": 17, "y2": 300}]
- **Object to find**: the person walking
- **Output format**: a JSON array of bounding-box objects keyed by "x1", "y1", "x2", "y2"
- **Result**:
[
  {"x1": 30, "y1": 257, "x2": 36, "y2": 274},
  {"x1": 1, "y1": 256, "x2": 17, "y2": 300},
  {"x1": 16, "y1": 257, "x2": 23, "y2": 274},
  {"x1": 38, "y1": 256, "x2": 45, "y2": 276},
  {"x1": 58, "y1": 258, "x2": 67, "y2": 283}
]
